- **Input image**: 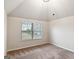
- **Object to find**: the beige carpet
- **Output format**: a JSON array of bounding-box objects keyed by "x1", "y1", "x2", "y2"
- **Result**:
[{"x1": 8, "y1": 43, "x2": 74, "y2": 59}]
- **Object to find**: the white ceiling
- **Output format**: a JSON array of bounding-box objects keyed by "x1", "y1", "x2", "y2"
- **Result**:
[
  {"x1": 5, "y1": 0, "x2": 74, "y2": 21},
  {"x1": 48, "y1": 0, "x2": 74, "y2": 20},
  {"x1": 4, "y1": 0, "x2": 24, "y2": 14}
]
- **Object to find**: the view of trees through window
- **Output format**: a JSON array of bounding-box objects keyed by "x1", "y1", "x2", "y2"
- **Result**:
[{"x1": 22, "y1": 22, "x2": 43, "y2": 40}]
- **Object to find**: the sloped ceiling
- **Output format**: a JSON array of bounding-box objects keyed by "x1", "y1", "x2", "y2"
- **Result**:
[
  {"x1": 5, "y1": 0, "x2": 74, "y2": 20},
  {"x1": 48, "y1": 0, "x2": 74, "y2": 20},
  {"x1": 4, "y1": 0, "x2": 24, "y2": 14},
  {"x1": 8, "y1": 0, "x2": 49, "y2": 21}
]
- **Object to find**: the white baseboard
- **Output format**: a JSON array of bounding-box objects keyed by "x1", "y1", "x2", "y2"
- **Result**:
[
  {"x1": 7, "y1": 43, "x2": 74, "y2": 52},
  {"x1": 52, "y1": 43, "x2": 74, "y2": 52},
  {"x1": 7, "y1": 42, "x2": 49, "y2": 52}
]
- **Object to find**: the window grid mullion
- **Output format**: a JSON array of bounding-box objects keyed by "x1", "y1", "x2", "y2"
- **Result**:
[{"x1": 32, "y1": 23, "x2": 33, "y2": 39}]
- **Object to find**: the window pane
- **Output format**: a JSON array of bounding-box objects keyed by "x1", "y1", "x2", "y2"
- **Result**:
[
  {"x1": 22, "y1": 22, "x2": 32, "y2": 40},
  {"x1": 33, "y1": 23, "x2": 42, "y2": 32},
  {"x1": 33, "y1": 31, "x2": 42, "y2": 39},
  {"x1": 33, "y1": 23, "x2": 43, "y2": 39}
]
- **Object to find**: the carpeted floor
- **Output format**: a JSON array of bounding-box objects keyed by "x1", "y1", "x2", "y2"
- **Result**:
[{"x1": 7, "y1": 43, "x2": 74, "y2": 59}]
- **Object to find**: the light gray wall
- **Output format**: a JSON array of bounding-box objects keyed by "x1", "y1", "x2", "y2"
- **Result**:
[
  {"x1": 49, "y1": 16, "x2": 74, "y2": 52},
  {"x1": 7, "y1": 17, "x2": 49, "y2": 51},
  {"x1": 4, "y1": 11, "x2": 7, "y2": 56}
]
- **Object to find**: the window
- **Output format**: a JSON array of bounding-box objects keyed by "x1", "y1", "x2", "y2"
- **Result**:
[
  {"x1": 33, "y1": 23, "x2": 43, "y2": 39},
  {"x1": 22, "y1": 22, "x2": 32, "y2": 40},
  {"x1": 21, "y1": 21, "x2": 43, "y2": 40}
]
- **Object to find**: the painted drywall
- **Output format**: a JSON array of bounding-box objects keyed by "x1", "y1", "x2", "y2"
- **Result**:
[
  {"x1": 8, "y1": 0, "x2": 49, "y2": 21},
  {"x1": 49, "y1": 16, "x2": 74, "y2": 52},
  {"x1": 4, "y1": 0, "x2": 24, "y2": 14},
  {"x1": 6, "y1": 0, "x2": 74, "y2": 21},
  {"x1": 4, "y1": 11, "x2": 7, "y2": 56},
  {"x1": 48, "y1": 0, "x2": 74, "y2": 20},
  {"x1": 7, "y1": 17, "x2": 49, "y2": 51}
]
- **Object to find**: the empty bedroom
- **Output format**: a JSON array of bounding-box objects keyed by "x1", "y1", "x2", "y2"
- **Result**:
[{"x1": 4, "y1": 0, "x2": 74, "y2": 59}]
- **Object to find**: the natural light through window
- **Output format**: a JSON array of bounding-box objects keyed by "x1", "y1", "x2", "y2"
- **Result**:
[{"x1": 22, "y1": 21, "x2": 43, "y2": 40}]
